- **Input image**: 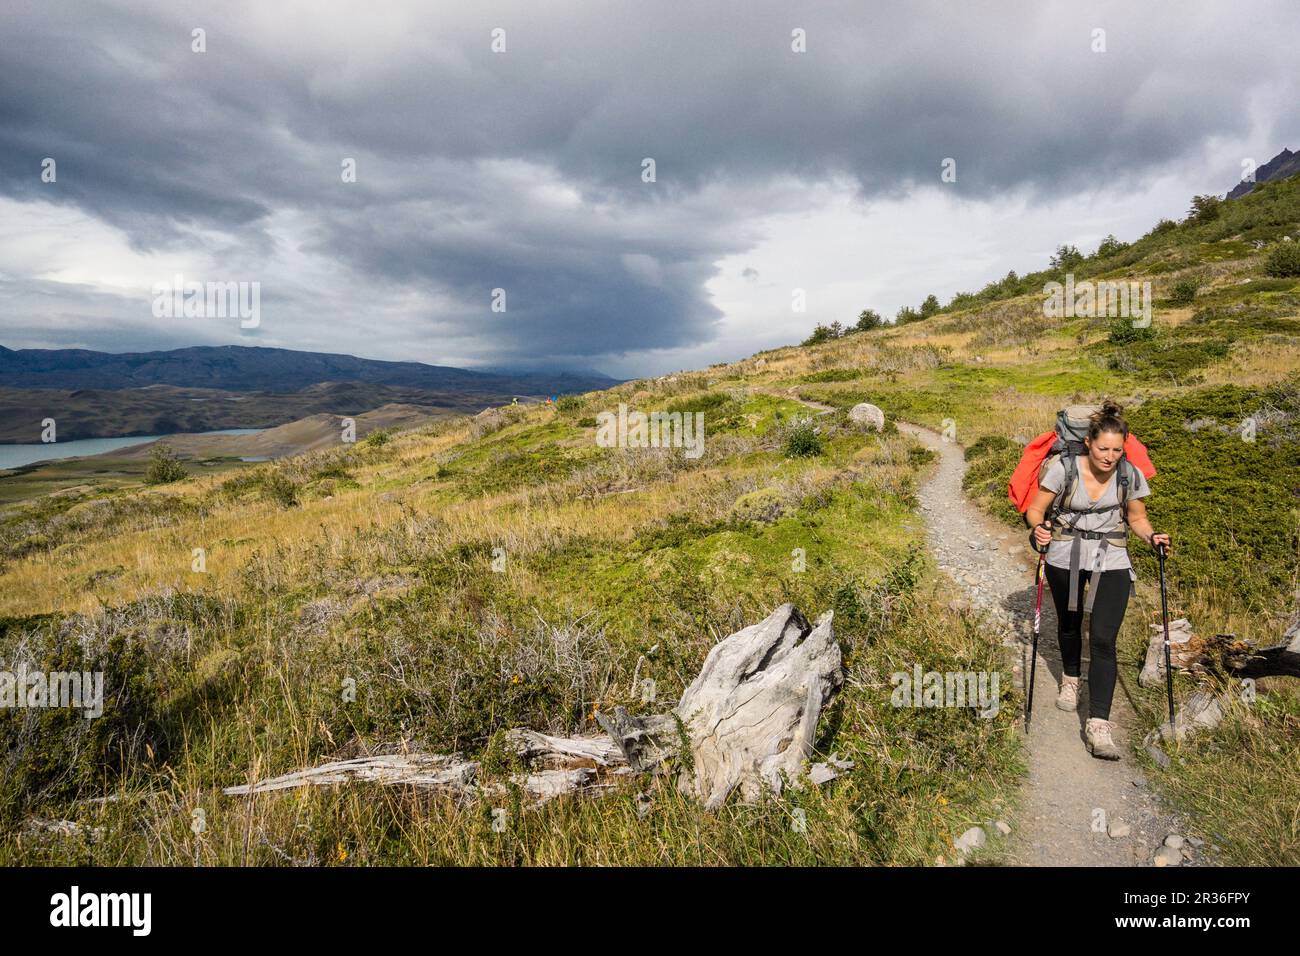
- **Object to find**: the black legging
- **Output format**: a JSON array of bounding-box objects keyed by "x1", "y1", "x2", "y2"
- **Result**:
[{"x1": 1043, "y1": 564, "x2": 1130, "y2": 721}]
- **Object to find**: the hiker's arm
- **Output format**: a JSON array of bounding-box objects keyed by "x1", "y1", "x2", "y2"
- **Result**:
[
  {"x1": 1125, "y1": 499, "x2": 1173, "y2": 554},
  {"x1": 1025, "y1": 487, "x2": 1057, "y2": 528},
  {"x1": 1025, "y1": 487, "x2": 1058, "y2": 550}
]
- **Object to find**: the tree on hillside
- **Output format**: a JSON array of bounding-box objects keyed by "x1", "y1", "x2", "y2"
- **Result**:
[
  {"x1": 1144, "y1": 218, "x2": 1178, "y2": 239},
  {"x1": 895, "y1": 306, "x2": 921, "y2": 325},
  {"x1": 802, "y1": 321, "x2": 845, "y2": 346},
  {"x1": 1095, "y1": 234, "x2": 1128, "y2": 258},
  {"x1": 919, "y1": 294, "x2": 941, "y2": 318},
  {"x1": 1049, "y1": 244, "x2": 1084, "y2": 271},
  {"x1": 1187, "y1": 194, "x2": 1222, "y2": 223},
  {"x1": 855, "y1": 308, "x2": 883, "y2": 332}
]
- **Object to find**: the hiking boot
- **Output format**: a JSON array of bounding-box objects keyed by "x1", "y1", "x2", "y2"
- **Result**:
[
  {"x1": 1085, "y1": 718, "x2": 1122, "y2": 760},
  {"x1": 1056, "y1": 675, "x2": 1080, "y2": 712}
]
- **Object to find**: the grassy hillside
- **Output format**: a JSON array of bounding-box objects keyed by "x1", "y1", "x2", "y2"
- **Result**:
[{"x1": 2, "y1": 176, "x2": 1298, "y2": 866}]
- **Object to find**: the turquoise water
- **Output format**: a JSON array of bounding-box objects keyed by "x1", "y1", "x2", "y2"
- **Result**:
[{"x1": 0, "y1": 429, "x2": 263, "y2": 470}]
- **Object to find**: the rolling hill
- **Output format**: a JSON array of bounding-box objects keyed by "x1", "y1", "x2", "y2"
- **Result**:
[{"x1": 1, "y1": 166, "x2": 1298, "y2": 867}]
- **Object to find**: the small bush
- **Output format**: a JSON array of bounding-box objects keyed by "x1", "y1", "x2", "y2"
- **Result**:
[
  {"x1": 1169, "y1": 276, "x2": 1202, "y2": 305},
  {"x1": 363, "y1": 429, "x2": 391, "y2": 448},
  {"x1": 1107, "y1": 318, "x2": 1157, "y2": 344},
  {"x1": 782, "y1": 419, "x2": 823, "y2": 458},
  {"x1": 1263, "y1": 241, "x2": 1300, "y2": 278},
  {"x1": 143, "y1": 444, "x2": 187, "y2": 485},
  {"x1": 729, "y1": 487, "x2": 785, "y2": 524},
  {"x1": 219, "y1": 467, "x2": 299, "y2": 508},
  {"x1": 556, "y1": 395, "x2": 583, "y2": 413}
]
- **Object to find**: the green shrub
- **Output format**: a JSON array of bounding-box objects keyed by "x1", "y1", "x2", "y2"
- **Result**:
[
  {"x1": 219, "y1": 467, "x2": 299, "y2": 508},
  {"x1": 729, "y1": 487, "x2": 785, "y2": 524},
  {"x1": 1107, "y1": 318, "x2": 1157, "y2": 344},
  {"x1": 363, "y1": 429, "x2": 391, "y2": 448},
  {"x1": 1264, "y1": 241, "x2": 1300, "y2": 278},
  {"x1": 782, "y1": 419, "x2": 823, "y2": 457},
  {"x1": 556, "y1": 395, "x2": 583, "y2": 413},
  {"x1": 1169, "y1": 276, "x2": 1202, "y2": 305},
  {"x1": 259, "y1": 470, "x2": 299, "y2": 508},
  {"x1": 143, "y1": 444, "x2": 187, "y2": 485}
]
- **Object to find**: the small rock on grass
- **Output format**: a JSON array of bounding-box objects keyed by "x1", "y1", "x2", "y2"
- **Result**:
[
  {"x1": 1164, "y1": 834, "x2": 1184, "y2": 849},
  {"x1": 954, "y1": 826, "x2": 987, "y2": 854},
  {"x1": 995, "y1": 820, "x2": 1011, "y2": 836},
  {"x1": 1145, "y1": 743, "x2": 1171, "y2": 769}
]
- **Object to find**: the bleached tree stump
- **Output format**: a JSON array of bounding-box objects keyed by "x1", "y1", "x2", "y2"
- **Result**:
[
  {"x1": 671, "y1": 604, "x2": 842, "y2": 809},
  {"x1": 224, "y1": 604, "x2": 848, "y2": 810}
]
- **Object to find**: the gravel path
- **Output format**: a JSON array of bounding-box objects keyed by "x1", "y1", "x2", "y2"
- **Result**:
[{"x1": 897, "y1": 420, "x2": 1201, "y2": 867}]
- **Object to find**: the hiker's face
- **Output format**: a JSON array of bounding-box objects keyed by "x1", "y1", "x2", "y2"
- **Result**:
[{"x1": 1085, "y1": 430, "x2": 1124, "y2": 472}]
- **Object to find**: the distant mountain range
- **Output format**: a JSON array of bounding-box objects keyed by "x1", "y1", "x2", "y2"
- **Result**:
[
  {"x1": 0, "y1": 345, "x2": 619, "y2": 394},
  {"x1": 0, "y1": 345, "x2": 621, "y2": 443},
  {"x1": 1227, "y1": 147, "x2": 1300, "y2": 200}
]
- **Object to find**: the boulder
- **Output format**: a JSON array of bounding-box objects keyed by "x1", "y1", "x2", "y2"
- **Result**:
[{"x1": 848, "y1": 402, "x2": 886, "y2": 431}]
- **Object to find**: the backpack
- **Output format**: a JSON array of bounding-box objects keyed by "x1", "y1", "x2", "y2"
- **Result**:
[{"x1": 1007, "y1": 404, "x2": 1156, "y2": 528}]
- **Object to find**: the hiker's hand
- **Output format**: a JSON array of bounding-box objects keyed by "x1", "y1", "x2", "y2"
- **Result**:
[
  {"x1": 1151, "y1": 532, "x2": 1172, "y2": 556},
  {"x1": 1031, "y1": 520, "x2": 1052, "y2": 550}
]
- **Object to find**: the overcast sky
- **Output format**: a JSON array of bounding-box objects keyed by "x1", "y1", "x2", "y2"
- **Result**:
[{"x1": 2, "y1": 0, "x2": 1297, "y2": 378}]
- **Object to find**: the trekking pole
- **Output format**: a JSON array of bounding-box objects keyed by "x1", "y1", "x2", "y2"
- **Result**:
[
  {"x1": 1156, "y1": 540, "x2": 1176, "y2": 729},
  {"x1": 1025, "y1": 519, "x2": 1051, "y2": 733}
]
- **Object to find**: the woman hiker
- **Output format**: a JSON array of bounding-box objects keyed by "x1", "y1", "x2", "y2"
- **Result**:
[{"x1": 1024, "y1": 400, "x2": 1172, "y2": 759}]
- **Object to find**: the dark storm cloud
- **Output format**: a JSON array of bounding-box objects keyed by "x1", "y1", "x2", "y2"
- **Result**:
[{"x1": 1, "y1": 0, "x2": 1297, "y2": 369}]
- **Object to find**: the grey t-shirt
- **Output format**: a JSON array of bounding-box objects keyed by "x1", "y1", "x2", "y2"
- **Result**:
[{"x1": 1039, "y1": 456, "x2": 1150, "y2": 578}]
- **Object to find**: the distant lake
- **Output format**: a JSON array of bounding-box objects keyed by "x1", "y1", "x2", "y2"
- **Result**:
[{"x1": 0, "y1": 429, "x2": 263, "y2": 470}]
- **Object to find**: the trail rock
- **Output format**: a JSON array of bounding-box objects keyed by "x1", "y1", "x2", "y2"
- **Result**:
[
  {"x1": 954, "y1": 826, "x2": 987, "y2": 854},
  {"x1": 848, "y1": 403, "x2": 886, "y2": 432},
  {"x1": 1154, "y1": 845, "x2": 1182, "y2": 867}
]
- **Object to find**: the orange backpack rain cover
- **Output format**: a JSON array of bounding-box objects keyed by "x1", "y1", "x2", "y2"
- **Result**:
[{"x1": 1007, "y1": 432, "x2": 1155, "y2": 513}]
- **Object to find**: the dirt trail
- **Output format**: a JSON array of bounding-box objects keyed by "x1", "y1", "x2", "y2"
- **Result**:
[{"x1": 896, "y1": 421, "x2": 1193, "y2": 866}]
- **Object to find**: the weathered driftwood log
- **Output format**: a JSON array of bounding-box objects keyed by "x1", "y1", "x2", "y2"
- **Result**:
[
  {"x1": 1140, "y1": 615, "x2": 1300, "y2": 685},
  {"x1": 224, "y1": 604, "x2": 849, "y2": 810},
  {"x1": 223, "y1": 754, "x2": 478, "y2": 796},
  {"x1": 594, "y1": 707, "x2": 680, "y2": 772},
  {"x1": 1219, "y1": 610, "x2": 1300, "y2": 678}
]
